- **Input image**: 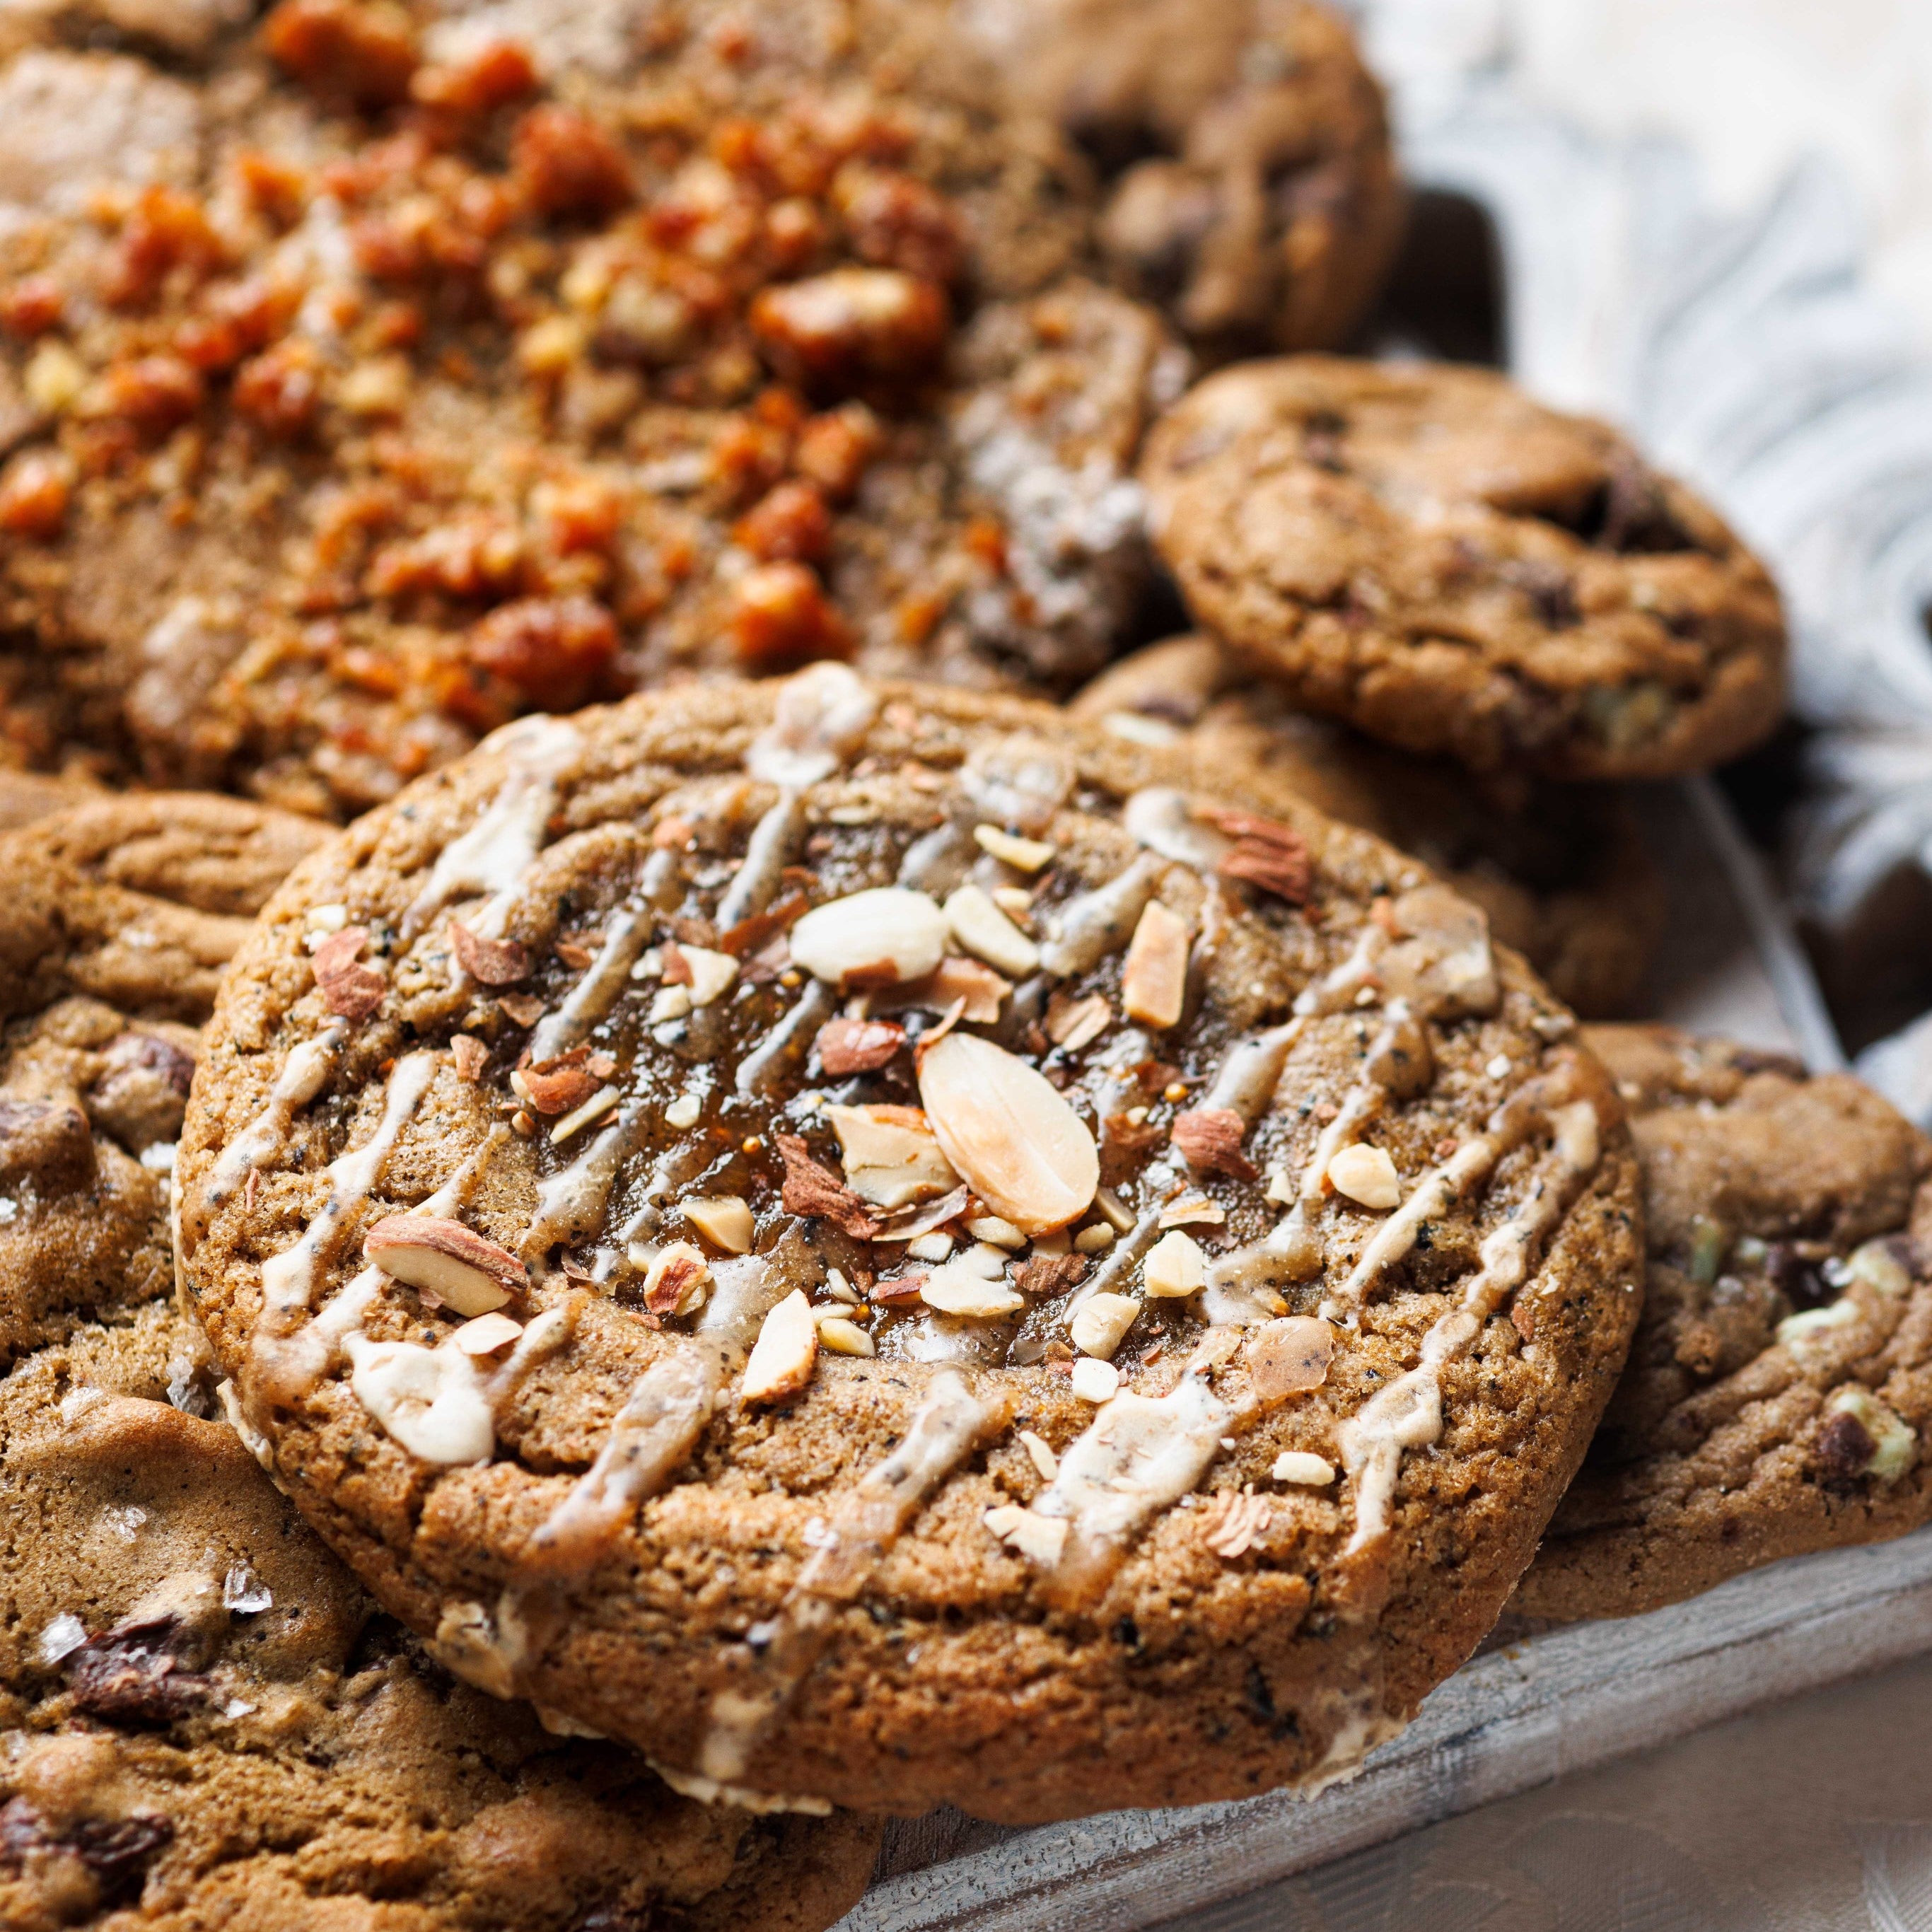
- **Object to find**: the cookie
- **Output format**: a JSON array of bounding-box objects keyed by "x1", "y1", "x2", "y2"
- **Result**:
[
  {"x1": 1070, "y1": 634, "x2": 1665, "y2": 1016},
  {"x1": 0, "y1": 798, "x2": 880, "y2": 1932},
  {"x1": 957, "y1": 0, "x2": 1400, "y2": 359},
  {"x1": 176, "y1": 663, "x2": 1643, "y2": 1822},
  {"x1": 1140, "y1": 358, "x2": 1788, "y2": 779},
  {"x1": 1515, "y1": 1026, "x2": 1932, "y2": 1622},
  {"x1": 0, "y1": 2, "x2": 1176, "y2": 813}
]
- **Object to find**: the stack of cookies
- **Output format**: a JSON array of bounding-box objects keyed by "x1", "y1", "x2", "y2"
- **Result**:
[{"x1": 0, "y1": 1, "x2": 1926, "y2": 1920}]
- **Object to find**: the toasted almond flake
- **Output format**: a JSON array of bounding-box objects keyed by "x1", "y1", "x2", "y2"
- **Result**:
[
  {"x1": 825, "y1": 1102, "x2": 960, "y2": 1210},
  {"x1": 817, "y1": 1316, "x2": 876, "y2": 1357},
  {"x1": 1247, "y1": 1317, "x2": 1334, "y2": 1402},
  {"x1": 1073, "y1": 1222, "x2": 1115, "y2": 1254},
  {"x1": 313, "y1": 926, "x2": 386, "y2": 1021},
  {"x1": 1170, "y1": 1106, "x2": 1258, "y2": 1180},
  {"x1": 873, "y1": 1185, "x2": 970, "y2": 1244},
  {"x1": 680, "y1": 945, "x2": 740, "y2": 1007},
  {"x1": 964, "y1": 1214, "x2": 1027, "y2": 1250},
  {"x1": 498, "y1": 994, "x2": 545, "y2": 1027},
  {"x1": 790, "y1": 887, "x2": 948, "y2": 989},
  {"x1": 1327, "y1": 1143, "x2": 1401, "y2": 1209},
  {"x1": 1069, "y1": 1357, "x2": 1120, "y2": 1402},
  {"x1": 550, "y1": 1084, "x2": 619, "y2": 1144},
  {"x1": 1070, "y1": 1291, "x2": 1139, "y2": 1359},
  {"x1": 1017, "y1": 1428, "x2": 1059, "y2": 1480},
  {"x1": 921, "y1": 1266, "x2": 1025, "y2": 1319},
  {"x1": 1158, "y1": 1196, "x2": 1226, "y2": 1229},
  {"x1": 823, "y1": 1267, "x2": 859, "y2": 1305},
  {"x1": 813, "y1": 1016, "x2": 905, "y2": 1074},
  {"x1": 742, "y1": 1290, "x2": 817, "y2": 1403},
  {"x1": 813, "y1": 1300, "x2": 868, "y2": 1328},
  {"x1": 451, "y1": 1312, "x2": 524, "y2": 1356},
  {"x1": 943, "y1": 884, "x2": 1040, "y2": 977},
  {"x1": 1271, "y1": 1450, "x2": 1336, "y2": 1486},
  {"x1": 1122, "y1": 900, "x2": 1189, "y2": 1030},
  {"x1": 1044, "y1": 989, "x2": 1112, "y2": 1053},
  {"x1": 974, "y1": 825, "x2": 1055, "y2": 872},
  {"x1": 984, "y1": 1503, "x2": 1068, "y2": 1566},
  {"x1": 682, "y1": 1196, "x2": 754, "y2": 1253},
  {"x1": 1142, "y1": 1229, "x2": 1207, "y2": 1299},
  {"x1": 907, "y1": 1231, "x2": 955, "y2": 1262},
  {"x1": 665, "y1": 1093, "x2": 702, "y2": 1130},
  {"x1": 916, "y1": 1032, "x2": 1098, "y2": 1235},
  {"x1": 364, "y1": 1215, "x2": 528, "y2": 1317},
  {"x1": 878, "y1": 955, "x2": 1011, "y2": 1024}
]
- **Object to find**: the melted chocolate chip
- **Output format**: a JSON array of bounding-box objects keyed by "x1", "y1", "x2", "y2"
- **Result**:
[
  {"x1": 1815, "y1": 1409, "x2": 1878, "y2": 1489},
  {"x1": 64, "y1": 1622, "x2": 214, "y2": 1726}
]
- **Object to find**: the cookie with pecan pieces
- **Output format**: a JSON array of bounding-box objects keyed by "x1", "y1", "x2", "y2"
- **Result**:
[
  {"x1": 175, "y1": 665, "x2": 1643, "y2": 1821},
  {"x1": 1517, "y1": 1026, "x2": 1932, "y2": 1621},
  {"x1": 0, "y1": 0, "x2": 1175, "y2": 811},
  {"x1": 1141, "y1": 358, "x2": 1788, "y2": 779},
  {"x1": 957, "y1": 0, "x2": 1403, "y2": 359},
  {"x1": 1071, "y1": 634, "x2": 1665, "y2": 1016}
]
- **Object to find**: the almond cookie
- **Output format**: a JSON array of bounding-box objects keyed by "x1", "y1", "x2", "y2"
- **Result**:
[
  {"x1": 1071, "y1": 634, "x2": 1665, "y2": 1018},
  {"x1": 0, "y1": 1, "x2": 1175, "y2": 811},
  {"x1": 1516, "y1": 1026, "x2": 1932, "y2": 1621},
  {"x1": 0, "y1": 799, "x2": 879, "y2": 1932},
  {"x1": 175, "y1": 665, "x2": 1643, "y2": 1821},
  {"x1": 956, "y1": 0, "x2": 1402, "y2": 359},
  {"x1": 1140, "y1": 358, "x2": 1788, "y2": 779}
]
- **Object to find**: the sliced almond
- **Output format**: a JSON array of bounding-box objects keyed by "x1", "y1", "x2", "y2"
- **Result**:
[
  {"x1": 450, "y1": 1311, "x2": 524, "y2": 1356},
  {"x1": 1142, "y1": 1229, "x2": 1206, "y2": 1299},
  {"x1": 364, "y1": 1214, "x2": 528, "y2": 1317},
  {"x1": 916, "y1": 1032, "x2": 1098, "y2": 1235},
  {"x1": 1247, "y1": 1316, "x2": 1334, "y2": 1403},
  {"x1": 875, "y1": 955, "x2": 1011, "y2": 1024},
  {"x1": 682, "y1": 1196, "x2": 755, "y2": 1254},
  {"x1": 1017, "y1": 1428, "x2": 1059, "y2": 1479},
  {"x1": 817, "y1": 1315, "x2": 876, "y2": 1357},
  {"x1": 1327, "y1": 1143, "x2": 1400, "y2": 1209},
  {"x1": 974, "y1": 825, "x2": 1055, "y2": 873},
  {"x1": 943, "y1": 884, "x2": 1040, "y2": 977},
  {"x1": 742, "y1": 1289, "x2": 817, "y2": 1403},
  {"x1": 920, "y1": 1267, "x2": 1025, "y2": 1319},
  {"x1": 984, "y1": 1503, "x2": 1068, "y2": 1566},
  {"x1": 824, "y1": 1102, "x2": 960, "y2": 1210},
  {"x1": 1069, "y1": 1290, "x2": 1139, "y2": 1359},
  {"x1": 1044, "y1": 990, "x2": 1112, "y2": 1054},
  {"x1": 1158, "y1": 1196, "x2": 1225, "y2": 1230},
  {"x1": 906, "y1": 1230, "x2": 954, "y2": 1262},
  {"x1": 789, "y1": 887, "x2": 948, "y2": 989},
  {"x1": 1121, "y1": 900, "x2": 1189, "y2": 1030},
  {"x1": 964, "y1": 1214, "x2": 1027, "y2": 1250},
  {"x1": 550, "y1": 1084, "x2": 619, "y2": 1145}
]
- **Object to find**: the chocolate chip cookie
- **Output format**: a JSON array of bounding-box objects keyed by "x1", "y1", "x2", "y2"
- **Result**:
[
  {"x1": 958, "y1": 0, "x2": 1402, "y2": 359},
  {"x1": 1141, "y1": 358, "x2": 1788, "y2": 779},
  {"x1": 1516, "y1": 1026, "x2": 1932, "y2": 1621},
  {"x1": 1071, "y1": 635, "x2": 1666, "y2": 1017},
  {"x1": 0, "y1": 1, "x2": 1175, "y2": 813},
  {"x1": 0, "y1": 795, "x2": 879, "y2": 1931},
  {"x1": 176, "y1": 664, "x2": 1643, "y2": 1822}
]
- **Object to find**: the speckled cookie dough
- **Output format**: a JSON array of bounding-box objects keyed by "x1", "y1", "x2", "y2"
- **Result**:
[
  {"x1": 1517, "y1": 1026, "x2": 1932, "y2": 1622},
  {"x1": 0, "y1": 794, "x2": 879, "y2": 1932},
  {"x1": 957, "y1": 0, "x2": 1402, "y2": 359},
  {"x1": 0, "y1": 0, "x2": 1177, "y2": 813},
  {"x1": 177, "y1": 664, "x2": 1643, "y2": 1822},
  {"x1": 1140, "y1": 358, "x2": 1788, "y2": 779},
  {"x1": 1071, "y1": 634, "x2": 1666, "y2": 1017}
]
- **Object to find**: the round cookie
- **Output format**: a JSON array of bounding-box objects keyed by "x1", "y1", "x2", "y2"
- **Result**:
[
  {"x1": 0, "y1": 1, "x2": 1176, "y2": 813},
  {"x1": 0, "y1": 798, "x2": 880, "y2": 1932},
  {"x1": 1070, "y1": 634, "x2": 1666, "y2": 1017},
  {"x1": 1516, "y1": 1026, "x2": 1932, "y2": 1622},
  {"x1": 955, "y1": 0, "x2": 1402, "y2": 359},
  {"x1": 1140, "y1": 358, "x2": 1788, "y2": 779},
  {"x1": 177, "y1": 665, "x2": 1643, "y2": 1822}
]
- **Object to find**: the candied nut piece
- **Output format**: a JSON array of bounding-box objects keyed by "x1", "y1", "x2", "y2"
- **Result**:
[
  {"x1": 1327, "y1": 1143, "x2": 1400, "y2": 1209},
  {"x1": 728, "y1": 561, "x2": 854, "y2": 670},
  {"x1": 791, "y1": 888, "x2": 948, "y2": 991},
  {"x1": 743, "y1": 1290, "x2": 817, "y2": 1403},
  {"x1": 1121, "y1": 899, "x2": 1189, "y2": 1029},
  {"x1": 449, "y1": 920, "x2": 531, "y2": 987},
  {"x1": 264, "y1": 0, "x2": 419, "y2": 105},
  {"x1": 363, "y1": 1215, "x2": 528, "y2": 1317},
  {"x1": 466, "y1": 597, "x2": 619, "y2": 712},
  {"x1": 917, "y1": 1032, "x2": 1099, "y2": 1235},
  {"x1": 750, "y1": 268, "x2": 950, "y2": 393},
  {"x1": 0, "y1": 450, "x2": 73, "y2": 540}
]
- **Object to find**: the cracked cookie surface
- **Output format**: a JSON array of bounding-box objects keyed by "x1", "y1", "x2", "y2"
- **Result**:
[
  {"x1": 178, "y1": 664, "x2": 1642, "y2": 1822},
  {"x1": 1517, "y1": 1026, "x2": 1932, "y2": 1621},
  {"x1": 1140, "y1": 358, "x2": 1788, "y2": 779}
]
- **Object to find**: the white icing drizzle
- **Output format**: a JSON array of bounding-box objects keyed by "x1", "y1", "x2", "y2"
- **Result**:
[
  {"x1": 1124, "y1": 787, "x2": 1229, "y2": 869},
  {"x1": 417, "y1": 1122, "x2": 509, "y2": 1218},
  {"x1": 520, "y1": 1098, "x2": 648, "y2": 1262},
  {"x1": 1201, "y1": 1020, "x2": 1303, "y2": 1120},
  {"x1": 743, "y1": 662, "x2": 877, "y2": 788},
  {"x1": 205, "y1": 1023, "x2": 347, "y2": 1204},
  {"x1": 401, "y1": 714, "x2": 581, "y2": 939},
  {"x1": 1038, "y1": 851, "x2": 1164, "y2": 978},
  {"x1": 529, "y1": 908, "x2": 650, "y2": 1064},
  {"x1": 715, "y1": 788, "x2": 805, "y2": 933},
  {"x1": 1336, "y1": 1100, "x2": 1601, "y2": 1554},
  {"x1": 697, "y1": 1369, "x2": 1006, "y2": 1781},
  {"x1": 250, "y1": 1050, "x2": 438, "y2": 1370},
  {"x1": 736, "y1": 979, "x2": 834, "y2": 1095},
  {"x1": 1033, "y1": 1353, "x2": 1241, "y2": 1608}
]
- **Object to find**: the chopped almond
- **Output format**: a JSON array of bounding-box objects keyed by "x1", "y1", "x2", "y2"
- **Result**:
[
  {"x1": 313, "y1": 926, "x2": 385, "y2": 1021},
  {"x1": 1170, "y1": 1106, "x2": 1258, "y2": 1181},
  {"x1": 449, "y1": 918, "x2": 530, "y2": 986},
  {"x1": 363, "y1": 1214, "x2": 527, "y2": 1317},
  {"x1": 742, "y1": 1290, "x2": 817, "y2": 1403},
  {"x1": 1122, "y1": 900, "x2": 1189, "y2": 1030}
]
